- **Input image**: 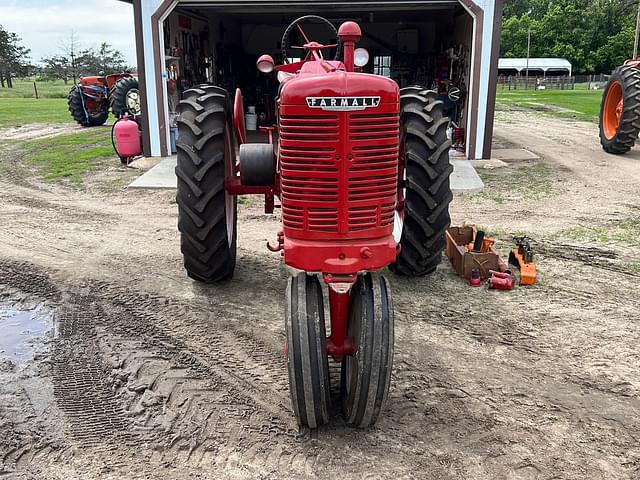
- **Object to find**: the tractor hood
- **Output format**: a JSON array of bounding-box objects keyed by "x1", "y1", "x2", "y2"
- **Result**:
[{"x1": 279, "y1": 69, "x2": 399, "y2": 109}]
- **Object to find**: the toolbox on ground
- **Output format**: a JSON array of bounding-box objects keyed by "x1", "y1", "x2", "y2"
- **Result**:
[{"x1": 445, "y1": 226, "x2": 505, "y2": 279}]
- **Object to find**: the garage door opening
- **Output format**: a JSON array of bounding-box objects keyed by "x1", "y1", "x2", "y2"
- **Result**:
[{"x1": 159, "y1": 2, "x2": 474, "y2": 153}]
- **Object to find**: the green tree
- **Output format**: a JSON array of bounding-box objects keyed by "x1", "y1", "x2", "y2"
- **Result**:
[
  {"x1": 41, "y1": 55, "x2": 72, "y2": 84},
  {"x1": 42, "y1": 34, "x2": 128, "y2": 83},
  {"x1": 501, "y1": 0, "x2": 639, "y2": 74},
  {"x1": 77, "y1": 43, "x2": 127, "y2": 75},
  {"x1": 0, "y1": 25, "x2": 31, "y2": 88}
]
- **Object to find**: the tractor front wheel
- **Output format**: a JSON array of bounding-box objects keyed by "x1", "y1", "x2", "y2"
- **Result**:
[
  {"x1": 341, "y1": 273, "x2": 393, "y2": 428},
  {"x1": 391, "y1": 86, "x2": 453, "y2": 276},
  {"x1": 175, "y1": 85, "x2": 237, "y2": 283},
  {"x1": 599, "y1": 65, "x2": 640, "y2": 154},
  {"x1": 67, "y1": 86, "x2": 109, "y2": 127},
  {"x1": 285, "y1": 273, "x2": 331, "y2": 429}
]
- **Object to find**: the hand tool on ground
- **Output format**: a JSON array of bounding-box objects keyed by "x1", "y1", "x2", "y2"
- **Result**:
[
  {"x1": 508, "y1": 236, "x2": 537, "y2": 285},
  {"x1": 488, "y1": 270, "x2": 515, "y2": 290}
]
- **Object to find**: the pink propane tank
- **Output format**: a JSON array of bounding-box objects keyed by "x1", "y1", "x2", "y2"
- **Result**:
[{"x1": 114, "y1": 115, "x2": 141, "y2": 159}]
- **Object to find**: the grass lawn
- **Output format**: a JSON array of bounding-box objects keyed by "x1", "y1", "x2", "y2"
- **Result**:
[
  {"x1": 17, "y1": 128, "x2": 115, "y2": 185},
  {"x1": 496, "y1": 89, "x2": 602, "y2": 122},
  {"x1": 0, "y1": 80, "x2": 120, "y2": 186},
  {"x1": 0, "y1": 98, "x2": 72, "y2": 127},
  {"x1": 0, "y1": 79, "x2": 71, "y2": 99}
]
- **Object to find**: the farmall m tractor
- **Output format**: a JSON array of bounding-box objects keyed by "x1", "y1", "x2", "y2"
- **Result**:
[
  {"x1": 175, "y1": 16, "x2": 452, "y2": 428},
  {"x1": 67, "y1": 72, "x2": 140, "y2": 127}
]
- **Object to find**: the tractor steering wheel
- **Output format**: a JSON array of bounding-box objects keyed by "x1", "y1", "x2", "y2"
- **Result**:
[{"x1": 281, "y1": 15, "x2": 341, "y2": 63}]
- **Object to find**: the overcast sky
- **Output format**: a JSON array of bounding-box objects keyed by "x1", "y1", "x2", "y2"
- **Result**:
[{"x1": 0, "y1": 0, "x2": 136, "y2": 66}]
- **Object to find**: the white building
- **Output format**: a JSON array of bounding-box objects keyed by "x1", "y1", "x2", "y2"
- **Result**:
[{"x1": 498, "y1": 57, "x2": 572, "y2": 76}]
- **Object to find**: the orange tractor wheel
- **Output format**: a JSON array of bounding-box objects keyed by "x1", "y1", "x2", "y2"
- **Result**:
[{"x1": 599, "y1": 65, "x2": 640, "y2": 154}]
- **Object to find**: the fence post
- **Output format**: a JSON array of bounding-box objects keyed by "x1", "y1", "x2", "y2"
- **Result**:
[{"x1": 33, "y1": 81, "x2": 38, "y2": 99}]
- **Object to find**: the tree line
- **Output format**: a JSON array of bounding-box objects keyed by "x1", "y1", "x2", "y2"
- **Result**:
[
  {"x1": 501, "y1": 0, "x2": 640, "y2": 75},
  {"x1": 4, "y1": 4, "x2": 640, "y2": 84},
  {"x1": 0, "y1": 25, "x2": 131, "y2": 87}
]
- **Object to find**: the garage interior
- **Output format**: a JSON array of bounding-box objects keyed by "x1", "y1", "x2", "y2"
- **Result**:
[{"x1": 160, "y1": 2, "x2": 473, "y2": 152}]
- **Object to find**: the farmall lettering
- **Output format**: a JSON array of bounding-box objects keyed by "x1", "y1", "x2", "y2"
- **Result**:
[{"x1": 306, "y1": 96, "x2": 381, "y2": 111}]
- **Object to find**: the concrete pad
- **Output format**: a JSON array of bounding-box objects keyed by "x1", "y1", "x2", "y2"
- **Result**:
[
  {"x1": 450, "y1": 159, "x2": 484, "y2": 193},
  {"x1": 128, "y1": 155, "x2": 177, "y2": 189},
  {"x1": 492, "y1": 148, "x2": 539, "y2": 161},
  {"x1": 127, "y1": 154, "x2": 484, "y2": 193}
]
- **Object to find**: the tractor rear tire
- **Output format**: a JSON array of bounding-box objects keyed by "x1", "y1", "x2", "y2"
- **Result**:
[
  {"x1": 599, "y1": 65, "x2": 640, "y2": 154},
  {"x1": 110, "y1": 77, "x2": 141, "y2": 118},
  {"x1": 341, "y1": 273, "x2": 393, "y2": 428},
  {"x1": 391, "y1": 86, "x2": 453, "y2": 276},
  {"x1": 285, "y1": 273, "x2": 331, "y2": 429},
  {"x1": 175, "y1": 85, "x2": 237, "y2": 283},
  {"x1": 67, "y1": 86, "x2": 108, "y2": 127}
]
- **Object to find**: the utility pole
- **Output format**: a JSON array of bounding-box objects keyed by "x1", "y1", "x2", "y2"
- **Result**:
[
  {"x1": 634, "y1": 0, "x2": 640, "y2": 59},
  {"x1": 525, "y1": 9, "x2": 532, "y2": 83},
  {"x1": 526, "y1": 27, "x2": 531, "y2": 79}
]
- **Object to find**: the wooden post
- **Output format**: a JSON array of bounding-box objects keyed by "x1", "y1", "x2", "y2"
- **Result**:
[{"x1": 33, "y1": 81, "x2": 39, "y2": 99}]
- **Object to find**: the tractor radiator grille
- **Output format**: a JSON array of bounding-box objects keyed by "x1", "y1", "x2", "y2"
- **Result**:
[
  {"x1": 347, "y1": 113, "x2": 399, "y2": 231},
  {"x1": 279, "y1": 111, "x2": 398, "y2": 237},
  {"x1": 280, "y1": 114, "x2": 339, "y2": 233}
]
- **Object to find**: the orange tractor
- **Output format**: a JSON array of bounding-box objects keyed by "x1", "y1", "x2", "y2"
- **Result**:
[
  {"x1": 599, "y1": 15, "x2": 640, "y2": 154},
  {"x1": 67, "y1": 72, "x2": 140, "y2": 126},
  {"x1": 599, "y1": 59, "x2": 640, "y2": 153}
]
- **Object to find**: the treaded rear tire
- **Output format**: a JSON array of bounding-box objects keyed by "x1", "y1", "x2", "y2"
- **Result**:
[
  {"x1": 285, "y1": 273, "x2": 331, "y2": 429},
  {"x1": 67, "y1": 86, "x2": 108, "y2": 127},
  {"x1": 110, "y1": 77, "x2": 140, "y2": 117},
  {"x1": 175, "y1": 85, "x2": 237, "y2": 283},
  {"x1": 341, "y1": 273, "x2": 394, "y2": 428},
  {"x1": 391, "y1": 86, "x2": 453, "y2": 276},
  {"x1": 599, "y1": 65, "x2": 640, "y2": 154}
]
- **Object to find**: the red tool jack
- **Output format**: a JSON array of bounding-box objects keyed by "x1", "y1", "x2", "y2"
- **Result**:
[
  {"x1": 488, "y1": 270, "x2": 515, "y2": 290},
  {"x1": 468, "y1": 268, "x2": 482, "y2": 287}
]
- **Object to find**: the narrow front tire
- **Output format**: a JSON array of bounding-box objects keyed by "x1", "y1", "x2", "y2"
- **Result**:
[
  {"x1": 285, "y1": 273, "x2": 331, "y2": 429},
  {"x1": 341, "y1": 273, "x2": 394, "y2": 428}
]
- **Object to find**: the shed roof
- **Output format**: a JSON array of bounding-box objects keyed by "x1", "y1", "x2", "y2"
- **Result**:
[{"x1": 498, "y1": 58, "x2": 572, "y2": 71}]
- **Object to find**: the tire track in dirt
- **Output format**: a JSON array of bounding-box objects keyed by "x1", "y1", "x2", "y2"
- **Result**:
[
  {"x1": 77, "y1": 281, "x2": 449, "y2": 476},
  {"x1": 0, "y1": 193, "x2": 117, "y2": 225},
  {"x1": 0, "y1": 259, "x2": 61, "y2": 304},
  {"x1": 0, "y1": 260, "x2": 362, "y2": 476},
  {"x1": 86, "y1": 281, "x2": 306, "y2": 469},
  {"x1": 0, "y1": 265, "x2": 72, "y2": 476},
  {"x1": 52, "y1": 295, "x2": 137, "y2": 447}
]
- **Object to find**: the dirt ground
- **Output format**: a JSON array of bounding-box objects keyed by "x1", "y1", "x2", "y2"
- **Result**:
[
  {"x1": 1, "y1": 123, "x2": 83, "y2": 141},
  {"x1": 0, "y1": 111, "x2": 639, "y2": 479}
]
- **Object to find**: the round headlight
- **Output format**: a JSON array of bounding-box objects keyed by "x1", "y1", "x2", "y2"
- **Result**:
[
  {"x1": 354, "y1": 48, "x2": 370, "y2": 67},
  {"x1": 256, "y1": 54, "x2": 275, "y2": 73}
]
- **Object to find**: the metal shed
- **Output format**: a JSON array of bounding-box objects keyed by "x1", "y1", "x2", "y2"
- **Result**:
[
  {"x1": 118, "y1": 0, "x2": 504, "y2": 160},
  {"x1": 498, "y1": 58, "x2": 573, "y2": 76}
]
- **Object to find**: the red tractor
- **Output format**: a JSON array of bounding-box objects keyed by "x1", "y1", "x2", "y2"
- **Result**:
[
  {"x1": 67, "y1": 72, "x2": 140, "y2": 126},
  {"x1": 175, "y1": 16, "x2": 452, "y2": 428}
]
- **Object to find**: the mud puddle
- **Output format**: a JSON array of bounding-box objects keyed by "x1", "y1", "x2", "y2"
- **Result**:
[{"x1": 0, "y1": 303, "x2": 53, "y2": 362}]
